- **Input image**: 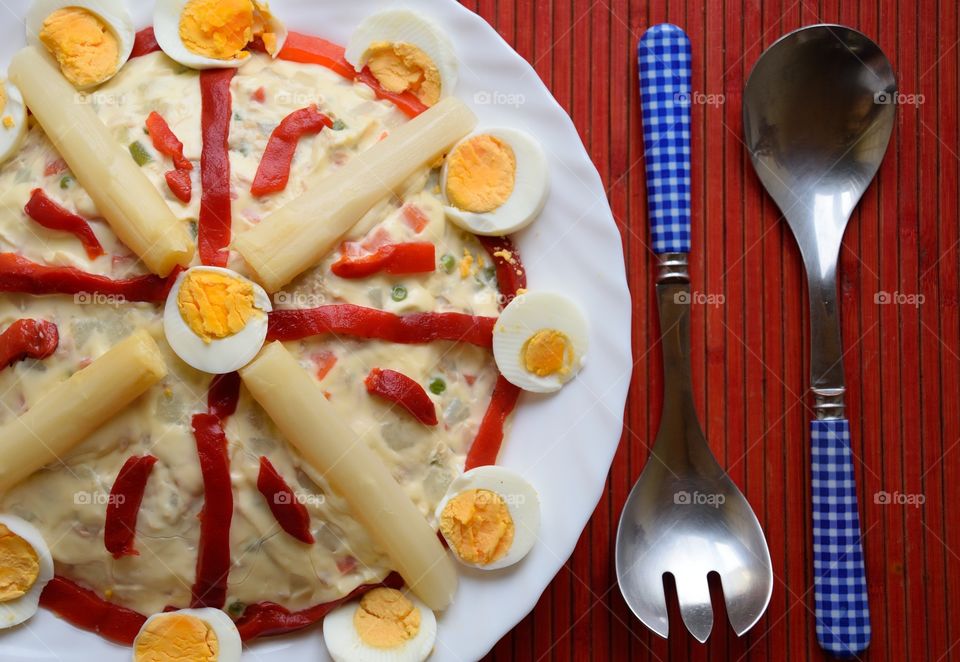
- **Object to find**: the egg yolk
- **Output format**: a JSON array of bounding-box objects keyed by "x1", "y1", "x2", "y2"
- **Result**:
[
  {"x1": 353, "y1": 588, "x2": 421, "y2": 649},
  {"x1": 38, "y1": 8, "x2": 120, "y2": 88},
  {"x1": 177, "y1": 270, "x2": 257, "y2": 343},
  {"x1": 180, "y1": 0, "x2": 280, "y2": 60},
  {"x1": 439, "y1": 488, "x2": 514, "y2": 565},
  {"x1": 522, "y1": 329, "x2": 573, "y2": 377},
  {"x1": 445, "y1": 135, "x2": 517, "y2": 213},
  {"x1": 0, "y1": 524, "x2": 39, "y2": 603},
  {"x1": 365, "y1": 42, "x2": 441, "y2": 106},
  {"x1": 133, "y1": 613, "x2": 219, "y2": 662}
]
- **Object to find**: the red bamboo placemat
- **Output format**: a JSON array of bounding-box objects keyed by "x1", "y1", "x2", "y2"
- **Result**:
[{"x1": 461, "y1": 1, "x2": 960, "y2": 660}]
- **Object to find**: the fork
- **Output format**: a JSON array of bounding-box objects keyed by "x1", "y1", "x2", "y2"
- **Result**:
[{"x1": 614, "y1": 24, "x2": 773, "y2": 641}]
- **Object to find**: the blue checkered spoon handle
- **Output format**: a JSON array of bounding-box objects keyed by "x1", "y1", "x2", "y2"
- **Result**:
[
  {"x1": 812, "y1": 418, "x2": 870, "y2": 656},
  {"x1": 638, "y1": 24, "x2": 691, "y2": 255}
]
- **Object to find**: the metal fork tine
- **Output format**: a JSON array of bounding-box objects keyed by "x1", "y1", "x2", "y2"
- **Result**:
[
  {"x1": 720, "y1": 568, "x2": 773, "y2": 636},
  {"x1": 675, "y1": 573, "x2": 714, "y2": 643}
]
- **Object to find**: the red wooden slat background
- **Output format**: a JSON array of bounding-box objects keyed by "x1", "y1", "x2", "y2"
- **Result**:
[{"x1": 460, "y1": 1, "x2": 960, "y2": 660}]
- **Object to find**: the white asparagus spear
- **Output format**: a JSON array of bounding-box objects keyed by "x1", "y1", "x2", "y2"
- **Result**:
[
  {"x1": 240, "y1": 342, "x2": 458, "y2": 610},
  {"x1": 234, "y1": 97, "x2": 477, "y2": 292},
  {"x1": 8, "y1": 47, "x2": 195, "y2": 276},
  {"x1": 0, "y1": 329, "x2": 168, "y2": 493}
]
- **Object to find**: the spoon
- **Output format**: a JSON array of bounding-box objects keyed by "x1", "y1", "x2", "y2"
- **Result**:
[
  {"x1": 743, "y1": 25, "x2": 895, "y2": 657},
  {"x1": 615, "y1": 24, "x2": 773, "y2": 643}
]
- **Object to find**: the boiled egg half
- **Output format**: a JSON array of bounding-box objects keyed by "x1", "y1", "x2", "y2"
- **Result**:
[
  {"x1": 323, "y1": 587, "x2": 437, "y2": 662},
  {"x1": 441, "y1": 128, "x2": 549, "y2": 236},
  {"x1": 436, "y1": 465, "x2": 540, "y2": 570},
  {"x1": 163, "y1": 266, "x2": 271, "y2": 374},
  {"x1": 0, "y1": 515, "x2": 54, "y2": 629},
  {"x1": 493, "y1": 291, "x2": 589, "y2": 393},
  {"x1": 0, "y1": 80, "x2": 27, "y2": 168},
  {"x1": 25, "y1": 0, "x2": 135, "y2": 89},
  {"x1": 153, "y1": 0, "x2": 288, "y2": 70},
  {"x1": 344, "y1": 9, "x2": 458, "y2": 107},
  {"x1": 133, "y1": 608, "x2": 242, "y2": 662}
]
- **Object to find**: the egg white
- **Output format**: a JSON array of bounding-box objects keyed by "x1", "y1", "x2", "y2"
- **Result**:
[
  {"x1": 0, "y1": 81, "x2": 28, "y2": 168},
  {"x1": 134, "y1": 608, "x2": 242, "y2": 662},
  {"x1": 493, "y1": 291, "x2": 589, "y2": 393},
  {"x1": 24, "y1": 0, "x2": 135, "y2": 89},
  {"x1": 441, "y1": 128, "x2": 550, "y2": 236},
  {"x1": 435, "y1": 465, "x2": 541, "y2": 570},
  {"x1": 323, "y1": 591, "x2": 437, "y2": 662},
  {"x1": 344, "y1": 9, "x2": 458, "y2": 101},
  {"x1": 153, "y1": 0, "x2": 288, "y2": 70},
  {"x1": 163, "y1": 266, "x2": 272, "y2": 374},
  {"x1": 0, "y1": 515, "x2": 54, "y2": 629}
]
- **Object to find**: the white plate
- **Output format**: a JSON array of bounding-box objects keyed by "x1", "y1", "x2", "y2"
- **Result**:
[{"x1": 0, "y1": 1, "x2": 632, "y2": 659}]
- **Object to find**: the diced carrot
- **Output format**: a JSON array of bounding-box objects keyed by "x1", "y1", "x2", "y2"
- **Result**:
[
  {"x1": 312, "y1": 350, "x2": 337, "y2": 381},
  {"x1": 44, "y1": 159, "x2": 67, "y2": 176},
  {"x1": 402, "y1": 205, "x2": 430, "y2": 233},
  {"x1": 252, "y1": 87, "x2": 266, "y2": 103}
]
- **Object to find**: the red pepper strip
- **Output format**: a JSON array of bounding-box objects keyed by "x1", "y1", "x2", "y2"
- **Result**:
[
  {"x1": 355, "y1": 68, "x2": 429, "y2": 118},
  {"x1": 24, "y1": 189, "x2": 105, "y2": 259},
  {"x1": 464, "y1": 375, "x2": 522, "y2": 470},
  {"x1": 365, "y1": 368, "x2": 438, "y2": 425},
  {"x1": 0, "y1": 319, "x2": 58, "y2": 369},
  {"x1": 0, "y1": 253, "x2": 177, "y2": 302},
  {"x1": 251, "y1": 105, "x2": 332, "y2": 197},
  {"x1": 257, "y1": 456, "x2": 315, "y2": 544},
  {"x1": 190, "y1": 413, "x2": 234, "y2": 609},
  {"x1": 477, "y1": 235, "x2": 527, "y2": 307},
  {"x1": 146, "y1": 111, "x2": 191, "y2": 171},
  {"x1": 331, "y1": 242, "x2": 436, "y2": 279},
  {"x1": 104, "y1": 454, "x2": 158, "y2": 559},
  {"x1": 130, "y1": 27, "x2": 161, "y2": 58},
  {"x1": 146, "y1": 111, "x2": 193, "y2": 203},
  {"x1": 276, "y1": 32, "x2": 357, "y2": 78},
  {"x1": 236, "y1": 572, "x2": 403, "y2": 640},
  {"x1": 208, "y1": 371, "x2": 241, "y2": 419},
  {"x1": 275, "y1": 32, "x2": 427, "y2": 118},
  {"x1": 198, "y1": 69, "x2": 235, "y2": 268},
  {"x1": 268, "y1": 304, "x2": 495, "y2": 348},
  {"x1": 39, "y1": 576, "x2": 147, "y2": 645}
]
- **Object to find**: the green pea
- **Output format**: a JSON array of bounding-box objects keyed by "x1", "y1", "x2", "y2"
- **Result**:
[
  {"x1": 332, "y1": 119, "x2": 347, "y2": 131},
  {"x1": 59, "y1": 175, "x2": 73, "y2": 189},
  {"x1": 227, "y1": 601, "x2": 246, "y2": 617},
  {"x1": 440, "y1": 254, "x2": 456, "y2": 273},
  {"x1": 429, "y1": 378, "x2": 446, "y2": 395},
  {"x1": 391, "y1": 285, "x2": 408, "y2": 302},
  {"x1": 128, "y1": 141, "x2": 152, "y2": 166}
]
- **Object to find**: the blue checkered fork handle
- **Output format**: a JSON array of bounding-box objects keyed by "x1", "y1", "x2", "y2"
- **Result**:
[
  {"x1": 638, "y1": 24, "x2": 692, "y2": 254},
  {"x1": 811, "y1": 418, "x2": 871, "y2": 656}
]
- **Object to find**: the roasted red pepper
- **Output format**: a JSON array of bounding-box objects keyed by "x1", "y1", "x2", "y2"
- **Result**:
[
  {"x1": 146, "y1": 111, "x2": 193, "y2": 203},
  {"x1": 198, "y1": 69, "x2": 235, "y2": 267},
  {"x1": 355, "y1": 68, "x2": 429, "y2": 118},
  {"x1": 0, "y1": 253, "x2": 176, "y2": 302},
  {"x1": 207, "y1": 371, "x2": 241, "y2": 420},
  {"x1": 256, "y1": 456, "x2": 314, "y2": 544},
  {"x1": 0, "y1": 319, "x2": 58, "y2": 369},
  {"x1": 24, "y1": 189, "x2": 105, "y2": 259},
  {"x1": 130, "y1": 27, "x2": 161, "y2": 58},
  {"x1": 40, "y1": 576, "x2": 147, "y2": 645},
  {"x1": 464, "y1": 375, "x2": 522, "y2": 469},
  {"x1": 365, "y1": 368, "x2": 438, "y2": 425},
  {"x1": 252, "y1": 105, "x2": 333, "y2": 197},
  {"x1": 190, "y1": 413, "x2": 234, "y2": 609},
  {"x1": 331, "y1": 242, "x2": 435, "y2": 279},
  {"x1": 235, "y1": 572, "x2": 403, "y2": 640},
  {"x1": 104, "y1": 454, "x2": 157, "y2": 559},
  {"x1": 477, "y1": 235, "x2": 527, "y2": 307},
  {"x1": 268, "y1": 304, "x2": 495, "y2": 348},
  {"x1": 275, "y1": 32, "x2": 427, "y2": 118}
]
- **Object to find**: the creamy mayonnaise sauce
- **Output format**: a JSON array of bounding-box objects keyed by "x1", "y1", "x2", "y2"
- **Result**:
[{"x1": 0, "y1": 52, "x2": 502, "y2": 615}]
